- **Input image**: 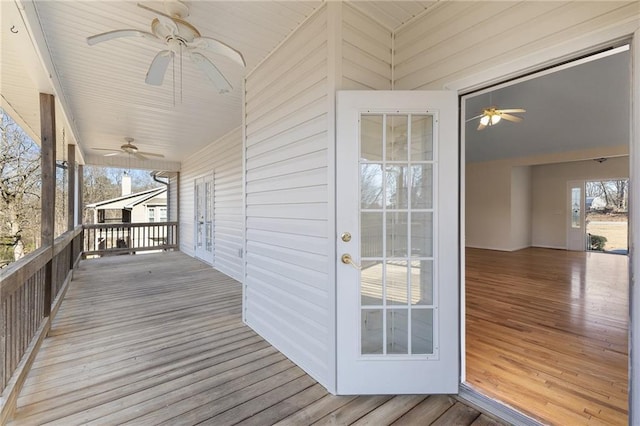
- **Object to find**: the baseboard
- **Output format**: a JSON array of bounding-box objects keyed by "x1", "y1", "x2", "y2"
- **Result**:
[
  {"x1": 458, "y1": 384, "x2": 542, "y2": 426},
  {"x1": 531, "y1": 244, "x2": 567, "y2": 250}
]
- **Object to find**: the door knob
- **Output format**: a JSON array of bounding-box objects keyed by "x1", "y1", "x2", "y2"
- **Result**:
[{"x1": 341, "y1": 254, "x2": 361, "y2": 270}]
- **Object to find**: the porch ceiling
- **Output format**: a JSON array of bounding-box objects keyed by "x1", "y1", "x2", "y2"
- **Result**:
[{"x1": 5, "y1": 1, "x2": 433, "y2": 170}]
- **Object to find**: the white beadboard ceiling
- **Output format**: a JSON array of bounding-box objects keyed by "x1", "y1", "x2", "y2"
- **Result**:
[{"x1": 2, "y1": 1, "x2": 432, "y2": 170}]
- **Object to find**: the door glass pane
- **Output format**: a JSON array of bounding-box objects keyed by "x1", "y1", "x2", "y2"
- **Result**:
[
  {"x1": 361, "y1": 260, "x2": 383, "y2": 305},
  {"x1": 411, "y1": 212, "x2": 433, "y2": 257},
  {"x1": 359, "y1": 113, "x2": 436, "y2": 358},
  {"x1": 571, "y1": 187, "x2": 581, "y2": 228},
  {"x1": 411, "y1": 165, "x2": 433, "y2": 209},
  {"x1": 387, "y1": 309, "x2": 408, "y2": 354},
  {"x1": 196, "y1": 183, "x2": 203, "y2": 248},
  {"x1": 386, "y1": 261, "x2": 408, "y2": 305},
  {"x1": 361, "y1": 212, "x2": 383, "y2": 257},
  {"x1": 411, "y1": 260, "x2": 433, "y2": 305},
  {"x1": 386, "y1": 115, "x2": 408, "y2": 161},
  {"x1": 362, "y1": 310, "x2": 383, "y2": 354},
  {"x1": 411, "y1": 309, "x2": 433, "y2": 354},
  {"x1": 361, "y1": 164, "x2": 383, "y2": 209},
  {"x1": 205, "y1": 181, "x2": 213, "y2": 252},
  {"x1": 411, "y1": 115, "x2": 433, "y2": 161},
  {"x1": 386, "y1": 212, "x2": 408, "y2": 257},
  {"x1": 361, "y1": 115, "x2": 383, "y2": 161},
  {"x1": 386, "y1": 166, "x2": 408, "y2": 209}
]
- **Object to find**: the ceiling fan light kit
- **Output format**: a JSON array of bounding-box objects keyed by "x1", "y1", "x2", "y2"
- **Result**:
[
  {"x1": 87, "y1": 1, "x2": 245, "y2": 95},
  {"x1": 468, "y1": 106, "x2": 526, "y2": 130}
]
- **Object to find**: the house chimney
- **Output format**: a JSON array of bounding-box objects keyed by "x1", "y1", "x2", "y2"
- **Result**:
[{"x1": 122, "y1": 172, "x2": 132, "y2": 196}]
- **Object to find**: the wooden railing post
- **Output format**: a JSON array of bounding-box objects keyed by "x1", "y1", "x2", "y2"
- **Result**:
[{"x1": 40, "y1": 93, "x2": 56, "y2": 318}]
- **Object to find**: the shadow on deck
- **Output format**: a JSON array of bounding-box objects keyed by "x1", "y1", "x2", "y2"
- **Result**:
[{"x1": 10, "y1": 252, "x2": 501, "y2": 425}]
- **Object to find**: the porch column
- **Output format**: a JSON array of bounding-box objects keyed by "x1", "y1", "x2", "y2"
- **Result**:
[
  {"x1": 40, "y1": 93, "x2": 56, "y2": 317},
  {"x1": 67, "y1": 144, "x2": 76, "y2": 230},
  {"x1": 78, "y1": 165, "x2": 84, "y2": 225}
]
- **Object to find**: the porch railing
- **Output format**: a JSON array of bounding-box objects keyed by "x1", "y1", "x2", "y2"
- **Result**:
[
  {"x1": 83, "y1": 222, "x2": 178, "y2": 257},
  {"x1": 0, "y1": 226, "x2": 83, "y2": 422}
]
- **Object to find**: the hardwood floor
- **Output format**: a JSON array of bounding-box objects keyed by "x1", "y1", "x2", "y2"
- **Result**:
[
  {"x1": 465, "y1": 247, "x2": 629, "y2": 425},
  {"x1": 10, "y1": 252, "x2": 504, "y2": 425}
]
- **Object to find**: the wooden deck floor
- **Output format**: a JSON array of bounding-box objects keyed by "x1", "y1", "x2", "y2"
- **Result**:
[
  {"x1": 466, "y1": 248, "x2": 629, "y2": 425},
  {"x1": 10, "y1": 252, "x2": 502, "y2": 426}
]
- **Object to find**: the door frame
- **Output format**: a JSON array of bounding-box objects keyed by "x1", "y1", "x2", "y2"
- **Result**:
[{"x1": 454, "y1": 33, "x2": 638, "y2": 424}]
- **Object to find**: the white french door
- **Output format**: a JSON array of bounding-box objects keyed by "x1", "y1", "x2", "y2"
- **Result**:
[
  {"x1": 567, "y1": 180, "x2": 586, "y2": 251},
  {"x1": 336, "y1": 91, "x2": 459, "y2": 394},
  {"x1": 194, "y1": 174, "x2": 214, "y2": 263}
]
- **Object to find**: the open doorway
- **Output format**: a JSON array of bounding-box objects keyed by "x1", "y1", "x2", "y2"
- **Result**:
[
  {"x1": 462, "y1": 45, "x2": 631, "y2": 424},
  {"x1": 586, "y1": 179, "x2": 629, "y2": 254}
]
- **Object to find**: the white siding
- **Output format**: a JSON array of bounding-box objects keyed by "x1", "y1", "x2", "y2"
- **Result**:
[
  {"x1": 244, "y1": 6, "x2": 332, "y2": 388},
  {"x1": 179, "y1": 128, "x2": 243, "y2": 281},
  {"x1": 394, "y1": 1, "x2": 639, "y2": 90},
  {"x1": 341, "y1": 4, "x2": 392, "y2": 90}
]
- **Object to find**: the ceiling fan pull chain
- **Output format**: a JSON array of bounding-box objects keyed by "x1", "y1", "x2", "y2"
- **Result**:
[{"x1": 180, "y1": 43, "x2": 183, "y2": 104}]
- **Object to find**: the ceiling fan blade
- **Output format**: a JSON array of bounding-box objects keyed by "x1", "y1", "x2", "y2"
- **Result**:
[
  {"x1": 93, "y1": 147, "x2": 121, "y2": 152},
  {"x1": 498, "y1": 108, "x2": 526, "y2": 113},
  {"x1": 156, "y1": 15, "x2": 179, "y2": 36},
  {"x1": 145, "y1": 50, "x2": 173, "y2": 86},
  {"x1": 87, "y1": 29, "x2": 156, "y2": 46},
  {"x1": 189, "y1": 52, "x2": 233, "y2": 93},
  {"x1": 134, "y1": 153, "x2": 150, "y2": 161},
  {"x1": 466, "y1": 114, "x2": 484, "y2": 122},
  {"x1": 500, "y1": 113, "x2": 524, "y2": 123},
  {"x1": 189, "y1": 36, "x2": 246, "y2": 67},
  {"x1": 137, "y1": 151, "x2": 165, "y2": 158},
  {"x1": 137, "y1": 2, "x2": 176, "y2": 20},
  {"x1": 104, "y1": 152, "x2": 121, "y2": 157}
]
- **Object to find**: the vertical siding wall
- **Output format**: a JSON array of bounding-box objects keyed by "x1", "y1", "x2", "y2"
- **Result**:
[
  {"x1": 341, "y1": 4, "x2": 392, "y2": 90},
  {"x1": 394, "y1": 1, "x2": 639, "y2": 90},
  {"x1": 179, "y1": 128, "x2": 243, "y2": 281},
  {"x1": 244, "y1": 7, "x2": 332, "y2": 386}
]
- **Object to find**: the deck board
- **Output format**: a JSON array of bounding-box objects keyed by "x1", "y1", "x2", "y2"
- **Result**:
[{"x1": 10, "y1": 252, "x2": 486, "y2": 426}]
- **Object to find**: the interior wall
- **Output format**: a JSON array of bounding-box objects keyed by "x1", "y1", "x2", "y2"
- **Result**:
[
  {"x1": 531, "y1": 156, "x2": 629, "y2": 249},
  {"x1": 511, "y1": 166, "x2": 532, "y2": 250},
  {"x1": 465, "y1": 162, "x2": 512, "y2": 250},
  {"x1": 179, "y1": 128, "x2": 243, "y2": 281}
]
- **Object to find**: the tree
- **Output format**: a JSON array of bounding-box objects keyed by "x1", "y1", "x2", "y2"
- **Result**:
[{"x1": 0, "y1": 109, "x2": 41, "y2": 263}]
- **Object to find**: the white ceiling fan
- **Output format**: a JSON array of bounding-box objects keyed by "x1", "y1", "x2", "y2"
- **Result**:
[
  {"x1": 93, "y1": 137, "x2": 165, "y2": 161},
  {"x1": 467, "y1": 106, "x2": 526, "y2": 131},
  {"x1": 86, "y1": 1, "x2": 245, "y2": 94}
]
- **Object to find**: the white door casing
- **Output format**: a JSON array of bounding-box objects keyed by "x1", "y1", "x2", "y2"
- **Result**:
[
  {"x1": 194, "y1": 174, "x2": 214, "y2": 263},
  {"x1": 336, "y1": 91, "x2": 459, "y2": 394},
  {"x1": 567, "y1": 180, "x2": 586, "y2": 251}
]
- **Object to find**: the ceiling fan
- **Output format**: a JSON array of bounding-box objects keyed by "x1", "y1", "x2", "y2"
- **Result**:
[
  {"x1": 86, "y1": 1, "x2": 245, "y2": 94},
  {"x1": 468, "y1": 107, "x2": 526, "y2": 130},
  {"x1": 93, "y1": 137, "x2": 165, "y2": 161}
]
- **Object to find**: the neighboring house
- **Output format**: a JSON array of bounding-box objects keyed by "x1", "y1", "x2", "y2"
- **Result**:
[
  {"x1": 86, "y1": 187, "x2": 167, "y2": 224},
  {"x1": 3, "y1": 1, "x2": 640, "y2": 424}
]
